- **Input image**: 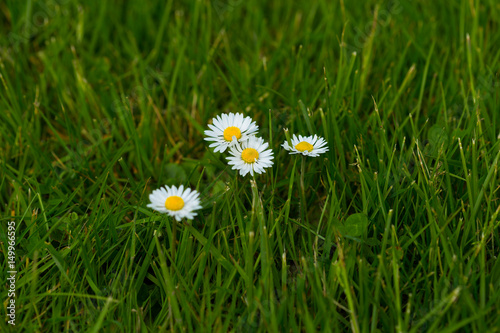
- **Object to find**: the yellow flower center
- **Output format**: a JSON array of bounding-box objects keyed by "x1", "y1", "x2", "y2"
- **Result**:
[
  {"x1": 295, "y1": 141, "x2": 314, "y2": 152},
  {"x1": 241, "y1": 148, "x2": 259, "y2": 163},
  {"x1": 165, "y1": 196, "x2": 185, "y2": 211},
  {"x1": 223, "y1": 126, "x2": 242, "y2": 141}
]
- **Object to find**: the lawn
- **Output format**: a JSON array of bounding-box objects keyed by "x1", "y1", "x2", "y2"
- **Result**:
[{"x1": 1, "y1": 0, "x2": 500, "y2": 331}]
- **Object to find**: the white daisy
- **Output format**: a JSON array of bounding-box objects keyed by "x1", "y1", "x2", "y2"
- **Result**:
[
  {"x1": 282, "y1": 134, "x2": 329, "y2": 157},
  {"x1": 147, "y1": 185, "x2": 202, "y2": 221},
  {"x1": 204, "y1": 113, "x2": 259, "y2": 153},
  {"x1": 226, "y1": 136, "x2": 274, "y2": 176}
]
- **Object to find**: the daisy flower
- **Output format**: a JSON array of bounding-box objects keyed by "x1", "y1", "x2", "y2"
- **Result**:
[
  {"x1": 226, "y1": 136, "x2": 274, "y2": 177},
  {"x1": 147, "y1": 185, "x2": 202, "y2": 221},
  {"x1": 282, "y1": 134, "x2": 329, "y2": 157},
  {"x1": 204, "y1": 113, "x2": 259, "y2": 153}
]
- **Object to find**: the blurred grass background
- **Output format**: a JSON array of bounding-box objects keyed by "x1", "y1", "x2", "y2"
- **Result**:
[{"x1": 1, "y1": 0, "x2": 500, "y2": 331}]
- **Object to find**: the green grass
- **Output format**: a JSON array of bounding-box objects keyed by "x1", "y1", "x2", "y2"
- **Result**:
[{"x1": 1, "y1": 0, "x2": 500, "y2": 331}]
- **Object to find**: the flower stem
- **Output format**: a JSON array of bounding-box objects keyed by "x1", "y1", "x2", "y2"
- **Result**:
[{"x1": 299, "y1": 155, "x2": 308, "y2": 224}]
